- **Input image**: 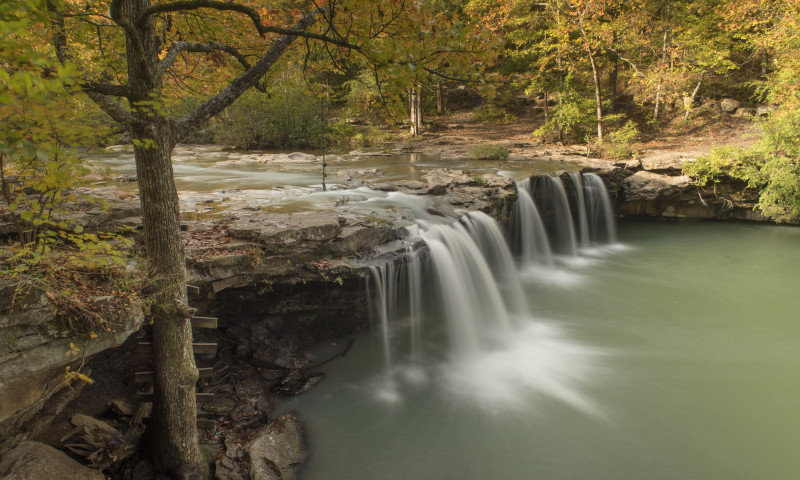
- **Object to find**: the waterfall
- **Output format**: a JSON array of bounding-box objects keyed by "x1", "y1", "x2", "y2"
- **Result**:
[
  {"x1": 530, "y1": 176, "x2": 578, "y2": 255},
  {"x1": 366, "y1": 248, "x2": 426, "y2": 370},
  {"x1": 569, "y1": 172, "x2": 591, "y2": 249},
  {"x1": 582, "y1": 173, "x2": 617, "y2": 244},
  {"x1": 511, "y1": 180, "x2": 554, "y2": 266}
]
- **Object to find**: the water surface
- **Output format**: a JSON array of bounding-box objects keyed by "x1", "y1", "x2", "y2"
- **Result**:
[{"x1": 283, "y1": 220, "x2": 800, "y2": 480}]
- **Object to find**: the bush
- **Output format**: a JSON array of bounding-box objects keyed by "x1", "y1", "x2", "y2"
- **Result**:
[
  {"x1": 470, "y1": 144, "x2": 509, "y2": 161},
  {"x1": 471, "y1": 104, "x2": 518, "y2": 124},
  {"x1": 602, "y1": 120, "x2": 641, "y2": 159},
  {"x1": 682, "y1": 109, "x2": 800, "y2": 222},
  {"x1": 215, "y1": 86, "x2": 323, "y2": 149}
]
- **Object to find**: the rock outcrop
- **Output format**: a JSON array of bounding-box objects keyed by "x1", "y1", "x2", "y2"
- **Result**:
[
  {"x1": 0, "y1": 441, "x2": 105, "y2": 480},
  {"x1": 0, "y1": 284, "x2": 143, "y2": 452}
]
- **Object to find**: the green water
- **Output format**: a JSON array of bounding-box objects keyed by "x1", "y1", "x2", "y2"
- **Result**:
[{"x1": 282, "y1": 221, "x2": 800, "y2": 480}]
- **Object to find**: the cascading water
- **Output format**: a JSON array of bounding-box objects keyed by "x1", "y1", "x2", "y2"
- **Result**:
[
  {"x1": 569, "y1": 172, "x2": 591, "y2": 249},
  {"x1": 582, "y1": 173, "x2": 617, "y2": 244},
  {"x1": 511, "y1": 179, "x2": 554, "y2": 266},
  {"x1": 529, "y1": 176, "x2": 579, "y2": 255},
  {"x1": 361, "y1": 175, "x2": 619, "y2": 407}
]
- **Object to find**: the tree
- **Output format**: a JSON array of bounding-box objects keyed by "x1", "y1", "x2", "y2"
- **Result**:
[{"x1": 36, "y1": 0, "x2": 489, "y2": 476}]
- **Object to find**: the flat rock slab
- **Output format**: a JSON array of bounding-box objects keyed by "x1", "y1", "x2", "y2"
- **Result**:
[
  {"x1": 228, "y1": 211, "x2": 341, "y2": 246},
  {"x1": 639, "y1": 151, "x2": 702, "y2": 173},
  {"x1": 0, "y1": 441, "x2": 105, "y2": 480}
]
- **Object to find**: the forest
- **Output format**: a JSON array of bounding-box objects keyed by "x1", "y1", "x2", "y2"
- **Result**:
[{"x1": 1, "y1": 0, "x2": 799, "y2": 479}]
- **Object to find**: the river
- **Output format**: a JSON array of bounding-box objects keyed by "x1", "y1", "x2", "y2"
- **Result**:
[{"x1": 282, "y1": 220, "x2": 800, "y2": 480}]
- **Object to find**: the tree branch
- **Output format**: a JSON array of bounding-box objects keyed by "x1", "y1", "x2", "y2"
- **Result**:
[
  {"x1": 84, "y1": 90, "x2": 133, "y2": 125},
  {"x1": 174, "y1": 9, "x2": 321, "y2": 141},
  {"x1": 158, "y1": 41, "x2": 252, "y2": 78},
  {"x1": 109, "y1": 0, "x2": 147, "y2": 65},
  {"x1": 82, "y1": 81, "x2": 131, "y2": 97},
  {"x1": 139, "y1": 1, "x2": 359, "y2": 49}
]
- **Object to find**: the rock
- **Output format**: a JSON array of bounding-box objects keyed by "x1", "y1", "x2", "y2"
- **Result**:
[
  {"x1": 0, "y1": 286, "x2": 143, "y2": 449},
  {"x1": 639, "y1": 151, "x2": 700, "y2": 173},
  {"x1": 227, "y1": 211, "x2": 341, "y2": 249},
  {"x1": 0, "y1": 441, "x2": 105, "y2": 480},
  {"x1": 719, "y1": 98, "x2": 741, "y2": 113},
  {"x1": 622, "y1": 171, "x2": 692, "y2": 202},
  {"x1": 336, "y1": 168, "x2": 384, "y2": 181},
  {"x1": 60, "y1": 414, "x2": 133, "y2": 470},
  {"x1": 757, "y1": 104, "x2": 778, "y2": 116},
  {"x1": 247, "y1": 413, "x2": 307, "y2": 480},
  {"x1": 109, "y1": 398, "x2": 135, "y2": 416},
  {"x1": 734, "y1": 107, "x2": 757, "y2": 117},
  {"x1": 422, "y1": 168, "x2": 474, "y2": 194},
  {"x1": 479, "y1": 174, "x2": 515, "y2": 189}
]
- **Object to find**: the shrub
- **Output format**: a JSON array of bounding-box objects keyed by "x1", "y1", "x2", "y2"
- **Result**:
[
  {"x1": 603, "y1": 120, "x2": 641, "y2": 159},
  {"x1": 471, "y1": 104, "x2": 518, "y2": 124},
  {"x1": 470, "y1": 144, "x2": 509, "y2": 161}
]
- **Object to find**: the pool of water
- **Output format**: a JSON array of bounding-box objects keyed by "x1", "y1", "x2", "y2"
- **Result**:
[{"x1": 281, "y1": 220, "x2": 800, "y2": 480}]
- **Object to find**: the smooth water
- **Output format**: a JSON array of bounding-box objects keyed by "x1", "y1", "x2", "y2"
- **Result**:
[{"x1": 283, "y1": 221, "x2": 800, "y2": 480}]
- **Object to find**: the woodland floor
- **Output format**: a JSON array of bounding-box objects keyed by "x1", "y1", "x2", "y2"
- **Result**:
[{"x1": 408, "y1": 104, "x2": 760, "y2": 156}]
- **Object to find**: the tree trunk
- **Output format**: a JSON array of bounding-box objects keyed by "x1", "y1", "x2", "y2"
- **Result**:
[
  {"x1": 684, "y1": 76, "x2": 703, "y2": 121},
  {"x1": 654, "y1": 1, "x2": 671, "y2": 121},
  {"x1": 578, "y1": 23, "x2": 603, "y2": 143},
  {"x1": 436, "y1": 81, "x2": 443, "y2": 114},
  {"x1": 608, "y1": 32, "x2": 619, "y2": 113},
  {"x1": 409, "y1": 85, "x2": 422, "y2": 136},
  {"x1": 117, "y1": 0, "x2": 207, "y2": 477},
  {"x1": 588, "y1": 51, "x2": 603, "y2": 143}
]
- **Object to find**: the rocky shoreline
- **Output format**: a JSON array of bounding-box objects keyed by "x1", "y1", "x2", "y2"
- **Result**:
[{"x1": 0, "y1": 141, "x2": 779, "y2": 478}]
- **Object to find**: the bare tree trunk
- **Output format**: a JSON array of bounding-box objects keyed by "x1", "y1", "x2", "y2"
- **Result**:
[
  {"x1": 588, "y1": 50, "x2": 603, "y2": 143},
  {"x1": 654, "y1": 1, "x2": 671, "y2": 120},
  {"x1": 578, "y1": 23, "x2": 603, "y2": 143},
  {"x1": 544, "y1": 91, "x2": 549, "y2": 122},
  {"x1": 609, "y1": 31, "x2": 619, "y2": 113},
  {"x1": 684, "y1": 76, "x2": 703, "y2": 121},
  {"x1": 436, "y1": 81, "x2": 443, "y2": 114},
  {"x1": 409, "y1": 85, "x2": 422, "y2": 136}
]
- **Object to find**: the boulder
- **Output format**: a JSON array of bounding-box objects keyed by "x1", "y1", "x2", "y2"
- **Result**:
[
  {"x1": 734, "y1": 107, "x2": 757, "y2": 117},
  {"x1": 247, "y1": 413, "x2": 307, "y2": 480},
  {"x1": 0, "y1": 441, "x2": 105, "y2": 480},
  {"x1": 757, "y1": 105, "x2": 778, "y2": 116},
  {"x1": 622, "y1": 171, "x2": 692, "y2": 202},
  {"x1": 719, "y1": 98, "x2": 741, "y2": 113}
]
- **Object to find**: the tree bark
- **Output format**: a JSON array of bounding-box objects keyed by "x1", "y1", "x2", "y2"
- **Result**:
[
  {"x1": 409, "y1": 85, "x2": 422, "y2": 136},
  {"x1": 436, "y1": 81, "x2": 443, "y2": 114},
  {"x1": 114, "y1": 1, "x2": 207, "y2": 477}
]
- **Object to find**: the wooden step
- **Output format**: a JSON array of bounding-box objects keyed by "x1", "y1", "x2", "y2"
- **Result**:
[
  {"x1": 186, "y1": 285, "x2": 200, "y2": 295},
  {"x1": 191, "y1": 316, "x2": 218, "y2": 329}
]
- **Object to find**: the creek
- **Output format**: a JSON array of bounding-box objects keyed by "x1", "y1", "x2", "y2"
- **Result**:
[
  {"x1": 281, "y1": 194, "x2": 800, "y2": 480},
  {"x1": 95, "y1": 146, "x2": 799, "y2": 479}
]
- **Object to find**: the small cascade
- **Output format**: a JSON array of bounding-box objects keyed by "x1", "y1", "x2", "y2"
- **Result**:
[
  {"x1": 582, "y1": 173, "x2": 617, "y2": 244},
  {"x1": 569, "y1": 172, "x2": 591, "y2": 249},
  {"x1": 367, "y1": 265, "x2": 394, "y2": 373},
  {"x1": 422, "y1": 212, "x2": 520, "y2": 358},
  {"x1": 511, "y1": 179, "x2": 554, "y2": 266},
  {"x1": 457, "y1": 212, "x2": 529, "y2": 317},
  {"x1": 530, "y1": 176, "x2": 578, "y2": 255}
]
